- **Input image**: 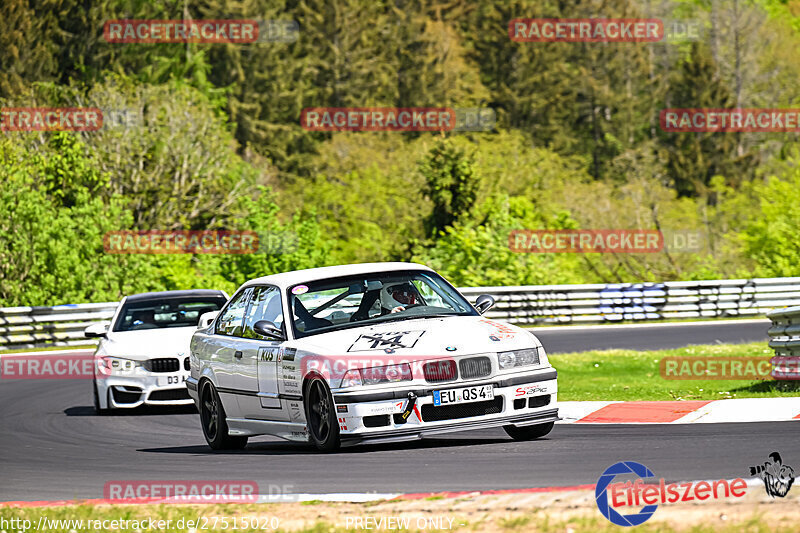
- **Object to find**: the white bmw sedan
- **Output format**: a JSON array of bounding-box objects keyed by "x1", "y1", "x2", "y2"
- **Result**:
[
  {"x1": 86, "y1": 289, "x2": 228, "y2": 413},
  {"x1": 188, "y1": 263, "x2": 558, "y2": 452}
]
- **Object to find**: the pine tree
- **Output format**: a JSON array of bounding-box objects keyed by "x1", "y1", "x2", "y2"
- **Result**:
[{"x1": 659, "y1": 42, "x2": 756, "y2": 198}]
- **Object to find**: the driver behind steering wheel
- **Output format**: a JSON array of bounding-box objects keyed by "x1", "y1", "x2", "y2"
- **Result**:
[{"x1": 380, "y1": 282, "x2": 423, "y2": 314}]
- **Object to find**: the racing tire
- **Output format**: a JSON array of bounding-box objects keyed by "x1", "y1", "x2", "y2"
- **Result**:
[
  {"x1": 93, "y1": 381, "x2": 110, "y2": 415},
  {"x1": 304, "y1": 377, "x2": 341, "y2": 452},
  {"x1": 199, "y1": 381, "x2": 248, "y2": 451},
  {"x1": 503, "y1": 421, "x2": 554, "y2": 441}
]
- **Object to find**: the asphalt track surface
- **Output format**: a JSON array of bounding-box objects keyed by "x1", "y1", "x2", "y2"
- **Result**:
[
  {"x1": 534, "y1": 319, "x2": 771, "y2": 353},
  {"x1": 1, "y1": 319, "x2": 791, "y2": 503}
]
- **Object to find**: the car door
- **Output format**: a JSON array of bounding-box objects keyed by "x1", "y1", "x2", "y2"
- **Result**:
[
  {"x1": 210, "y1": 287, "x2": 253, "y2": 416},
  {"x1": 235, "y1": 285, "x2": 289, "y2": 421}
]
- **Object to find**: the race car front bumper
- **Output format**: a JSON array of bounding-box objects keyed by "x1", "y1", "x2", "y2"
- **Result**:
[
  {"x1": 96, "y1": 371, "x2": 193, "y2": 409},
  {"x1": 330, "y1": 368, "x2": 558, "y2": 445}
]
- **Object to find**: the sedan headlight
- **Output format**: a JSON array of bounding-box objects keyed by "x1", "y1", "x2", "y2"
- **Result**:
[
  {"x1": 98, "y1": 356, "x2": 141, "y2": 375},
  {"x1": 339, "y1": 364, "x2": 413, "y2": 388},
  {"x1": 497, "y1": 348, "x2": 540, "y2": 369}
]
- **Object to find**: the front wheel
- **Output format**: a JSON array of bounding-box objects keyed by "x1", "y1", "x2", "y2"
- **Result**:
[
  {"x1": 304, "y1": 378, "x2": 340, "y2": 452},
  {"x1": 503, "y1": 421, "x2": 554, "y2": 441},
  {"x1": 93, "y1": 381, "x2": 109, "y2": 415},
  {"x1": 199, "y1": 381, "x2": 248, "y2": 451}
]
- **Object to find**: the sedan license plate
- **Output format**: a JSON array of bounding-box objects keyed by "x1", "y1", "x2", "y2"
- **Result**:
[
  {"x1": 158, "y1": 374, "x2": 187, "y2": 386},
  {"x1": 433, "y1": 385, "x2": 494, "y2": 406}
]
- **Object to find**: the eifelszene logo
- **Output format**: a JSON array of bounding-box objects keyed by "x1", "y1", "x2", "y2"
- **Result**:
[
  {"x1": 596, "y1": 461, "x2": 658, "y2": 527},
  {"x1": 749, "y1": 452, "x2": 795, "y2": 498},
  {"x1": 596, "y1": 461, "x2": 748, "y2": 527}
]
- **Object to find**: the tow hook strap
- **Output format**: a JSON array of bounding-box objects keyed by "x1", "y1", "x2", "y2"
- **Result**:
[{"x1": 397, "y1": 392, "x2": 417, "y2": 424}]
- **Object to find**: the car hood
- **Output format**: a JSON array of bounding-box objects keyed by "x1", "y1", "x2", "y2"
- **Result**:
[
  {"x1": 291, "y1": 315, "x2": 542, "y2": 359},
  {"x1": 98, "y1": 327, "x2": 195, "y2": 360}
]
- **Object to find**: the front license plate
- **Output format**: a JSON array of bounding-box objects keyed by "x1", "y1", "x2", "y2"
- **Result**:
[
  {"x1": 433, "y1": 385, "x2": 494, "y2": 406},
  {"x1": 158, "y1": 374, "x2": 187, "y2": 386}
]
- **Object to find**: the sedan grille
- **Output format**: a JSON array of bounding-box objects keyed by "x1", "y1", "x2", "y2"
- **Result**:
[
  {"x1": 423, "y1": 360, "x2": 457, "y2": 383},
  {"x1": 148, "y1": 389, "x2": 191, "y2": 401},
  {"x1": 459, "y1": 356, "x2": 492, "y2": 379},
  {"x1": 183, "y1": 357, "x2": 190, "y2": 371},
  {"x1": 143, "y1": 358, "x2": 180, "y2": 373},
  {"x1": 421, "y1": 397, "x2": 504, "y2": 422}
]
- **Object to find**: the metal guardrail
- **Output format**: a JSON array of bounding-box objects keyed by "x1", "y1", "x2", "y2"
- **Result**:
[
  {"x1": 767, "y1": 305, "x2": 800, "y2": 379},
  {"x1": 1, "y1": 276, "x2": 798, "y2": 351},
  {"x1": 459, "y1": 277, "x2": 800, "y2": 324},
  {"x1": 0, "y1": 303, "x2": 116, "y2": 350}
]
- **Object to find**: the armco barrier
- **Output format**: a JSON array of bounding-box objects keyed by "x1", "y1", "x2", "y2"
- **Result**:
[
  {"x1": 767, "y1": 305, "x2": 800, "y2": 379},
  {"x1": 0, "y1": 303, "x2": 116, "y2": 351},
  {"x1": 460, "y1": 277, "x2": 800, "y2": 324},
  {"x1": 1, "y1": 276, "x2": 798, "y2": 351}
]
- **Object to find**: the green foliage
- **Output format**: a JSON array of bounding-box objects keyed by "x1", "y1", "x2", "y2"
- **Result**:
[
  {"x1": 658, "y1": 42, "x2": 756, "y2": 197},
  {"x1": 59, "y1": 76, "x2": 259, "y2": 229},
  {"x1": 420, "y1": 140, "x2": 480, "y2": 238},
  {"x1": 36, "y1": 132, "x2": 109, "y2": 208},
  {"x1": 413, "y1": 196, "x2": 586, "y2": 287},
  {"x1": 2, "y1": 0, "x2": 800, "y2": 307},
  {"x1": 0, "y1": 135, "x2": 158, "y2": 305},
  {"x1": 741, "y1": 156, "x2": 800, "y2": 276}
]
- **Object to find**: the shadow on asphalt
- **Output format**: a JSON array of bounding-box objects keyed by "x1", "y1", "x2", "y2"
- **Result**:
[
  {"x1": 137, "y1": 435, "x2": 517, "y2": 456},
  {"x1": 730, "y1": 381, "x2": 800, "y2": 394},
  {"x1": 64, "y1": 405, "x2": 197, "y2": 417}
]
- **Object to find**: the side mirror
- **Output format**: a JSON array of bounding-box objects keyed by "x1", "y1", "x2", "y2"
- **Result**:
[
  {"x1": 253, "y1": 320, "x2": 286, "y2": 341},
  {"x1": 474, "y1": 294, "x2": 495, "y2": 315},
  {"x1": 198, "y1": 311, "x2": 220, "y2": 329},
  {"x1": 84, "y1": 323, "x2": 109, "y2": 339}
]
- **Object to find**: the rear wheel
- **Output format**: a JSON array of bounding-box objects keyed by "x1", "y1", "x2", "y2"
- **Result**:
[
  {"x1": 304, "y1": 378, "x2": 340, "y2": 452},
  {"x1": 199, "y1": 381, "x2": 248, "y2": 450},
  {"x1": 503, "y1": 422, "x2": 554, "y2": 441}
]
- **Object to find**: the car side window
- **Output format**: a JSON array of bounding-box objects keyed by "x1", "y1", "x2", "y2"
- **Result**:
[
  {"x1": 215, "y1": 288, "x2": 252, "y2": 337},
  {"x1": 242, "y1": 286, "x2": 284, "y2": 339}
]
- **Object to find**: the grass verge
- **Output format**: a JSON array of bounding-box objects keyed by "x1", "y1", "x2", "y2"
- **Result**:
[
  {"x1": 549, "y1": 341, "x2": 800, "y2": 401},
  {"x1": 3, "y1": 487, "x2": 799, "y2": 532}
]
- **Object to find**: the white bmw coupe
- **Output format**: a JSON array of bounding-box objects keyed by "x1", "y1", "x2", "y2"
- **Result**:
[
  {"x1": 86, "y1": 289, "x2": 228, "y2": 413},
  {"x1": 188, "y1": 263, "x2": 558, "y2": 451}
]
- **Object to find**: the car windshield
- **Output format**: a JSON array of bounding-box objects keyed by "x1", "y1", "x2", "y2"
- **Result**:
[
  {"x1": 113, "y1": 297, "x2": 227, "y2": 332},
  {"x1": 288, "y1": 270, "x2": 477, "y2": 338}
]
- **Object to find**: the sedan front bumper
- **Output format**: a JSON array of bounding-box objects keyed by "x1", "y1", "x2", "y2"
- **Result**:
[
  {"x1": 97, "y1": 371, "x2": 192, "y2": 409},
  {"x1": 330, "y1": 368, "x2": 558, "y2": 444}
]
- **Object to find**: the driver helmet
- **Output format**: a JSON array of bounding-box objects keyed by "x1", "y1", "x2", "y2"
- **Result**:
[{"x1": 380, "y1": 282, "x2": 421, "y2": 310}]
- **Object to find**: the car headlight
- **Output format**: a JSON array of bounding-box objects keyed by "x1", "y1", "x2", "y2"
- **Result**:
[
  {"x1": 98, "y1": 356, "x2": 141, "y2": 375},
  {"x1": 339, "y1": 363, "x2": 413, "y2": 388},
  {"x1": 497, "y1": 348, "x2": 540, "y2": 369}
]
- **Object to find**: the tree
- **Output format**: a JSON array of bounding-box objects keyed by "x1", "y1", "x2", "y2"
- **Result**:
[
  {"x1": 419, "y1": 140, "x2": 480, "y2": 237},
  {"x1": 659, "y1": 42, "x2": 756, "y2": 198}
]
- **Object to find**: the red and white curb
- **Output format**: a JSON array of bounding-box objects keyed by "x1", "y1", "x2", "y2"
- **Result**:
[
  {"x1": 557, "y1": 398, "x2": 800, "y2": 424},
  {"x1": 5, "y1": 477, "x2": 796, "y2": 507}
]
